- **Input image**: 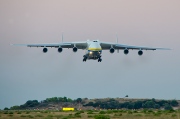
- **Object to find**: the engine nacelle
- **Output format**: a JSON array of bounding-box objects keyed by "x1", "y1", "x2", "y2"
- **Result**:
[
  {"x1": 138, "y1": 50, "x2": 143, "y2": 56},
  {"x1": 109, "y1": 48, "x2": 115, "y2": 53},
  {"x1": 124, "y1": 49, "x2": 129, "y2": 55},
  {"x1": 43, "y1": 48, "x2": 48, "y2": 53},
  {"x1": 73, "y1": 47, "x2": 78, "y2": 52},
  {"x1": 58, "y1": 47, "x2": 63, "y2": 53}
]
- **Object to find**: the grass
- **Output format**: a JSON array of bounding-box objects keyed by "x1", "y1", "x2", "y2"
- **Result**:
[{"x1": 0, "y1": 109, "x2": 179, "y2": 119}]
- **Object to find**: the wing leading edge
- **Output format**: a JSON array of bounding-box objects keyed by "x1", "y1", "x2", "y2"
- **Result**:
[
  {"x1": 100, "y1": 42, "x2": 170, "y2": 50},
  {"x1": 13, "y1": 42, "x2": 88, "y2": 49}
]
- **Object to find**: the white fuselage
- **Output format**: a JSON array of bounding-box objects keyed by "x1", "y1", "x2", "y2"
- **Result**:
[{"x1": 84, "y1": 40, "x2": 102, "y2": 60}]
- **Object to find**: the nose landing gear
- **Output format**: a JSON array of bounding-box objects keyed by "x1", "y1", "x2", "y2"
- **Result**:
[{"x1": 98, "y1": 58, "x2": 102, "y2": 62}]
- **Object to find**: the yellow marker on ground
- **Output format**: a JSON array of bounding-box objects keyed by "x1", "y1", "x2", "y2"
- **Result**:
[{"x1": 62, "y1": 107, "x2": 74, "y2": 111}]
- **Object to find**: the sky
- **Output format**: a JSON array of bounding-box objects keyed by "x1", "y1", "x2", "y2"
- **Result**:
[{"x1": 0, "y1": 0, "x2": 180, "y2": 109}]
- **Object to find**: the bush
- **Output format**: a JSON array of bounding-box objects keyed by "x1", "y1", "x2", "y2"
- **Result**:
[
  {"x1": 20, "y1": 115, "x2": 27, "y2": 117},
  {"x1": 128, "y1": 111, "x2": 133, "y2": 114},
  {"x1": 27, "y1": 115, "x2": 34, "y2": 118},
  {"x1": 87, "y1": 111, "x2": 94, "y2": 114},
  {"x1": 9, "y1": 112, "x2": 13, "y2": 114},
  {"x1": 154, "y1": 112, "x2": 161, "y2": 116},
  {"x1": 135, "y1": 114, "x2": 142, "y2": 116},
  {"x1": 167, "y1": 109, "x2": 175, "y2": 113},
  {"x1": 113, "y1": 110, "x2": 119, "y2": 113},
  {"x1": 133, "y1": 110, "x2": 138, "y2": 113},
  {"x1": 55, "y1": 115, "x2": 63, "y2": 119},
  {"x1": 35, "y1": 114, "x2": 43, "y2": 117},
  {"x1": 147, "y1": 110, "x2": 154, "y2": 113},
  {"x1": 114, "y1": 113, "x2": 122, "y2": 116},
  {"x1": 106, "y1": 110, "x2": 113, "y2": 114},
  {"x1": 8, "y1": 114, "x2": 13, "y2": 117},
  {"x1": 26, "y1": 111, "x2": 30, "y2": 114},
  {"x1": 88, "y1": 115, "x2": 93, "y2": 118},
  {"x1": 17, "y1": 112, "x2": 21, "y2": 114},
  {"x1": 74, "y1": 114, "x2": 81, "y2": 118},
  {"x1": 47, "y1": 114, "x2": 53, "y2": 117},
  {"x1": 79, "y1": 110, "x2": 84, "y2": 113},
  {"x1": 99, "y1": 111, "x2": 106, "y2": 114},
  {"x1": 75, "y1": 112, "x2": 81, "y2": 115},
  {"x1": 172, "y1": 114, "x2": 177, "y2": 117},
  {"x1": 62, "y1": 117, "x2": 68, "y2": 119},
  {"x1": 142, "y1": 109, "x2": 147, "y2": 113},
  {"x1": 94, "y1": 115, "x2": 110, "y2": 119},
  {"x1": 3, "y1": 112, "x2": 8, "y2": 114},
  {"x1": 42, "y1": 111, "x2": 49, "y2": 113}
]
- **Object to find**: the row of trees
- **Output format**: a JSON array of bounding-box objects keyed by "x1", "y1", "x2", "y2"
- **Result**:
[
  {"x1": 4, "y1": 97, "x2": 82, "y2": 110},
  {"x1": 84, "y1": 98, "x2": 178, "y2": 110},
  {"x1": 4, "y1": 98, "x2": 178, "y2": 110},
  {"x1": 43, "y1": 97, "x2": 73, "y2": 103},
  {"x1": 6, "y1": 100, "x2": 40, "y2": 110}
]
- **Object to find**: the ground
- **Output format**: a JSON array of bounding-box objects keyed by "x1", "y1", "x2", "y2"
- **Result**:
[{"x1": 0, "y1": 109, "x2": 180, "y2": 119}]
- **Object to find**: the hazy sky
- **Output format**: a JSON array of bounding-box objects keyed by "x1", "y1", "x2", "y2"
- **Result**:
[{"x1": 0, "y1": 0, "x2": 180, "y2": 109}]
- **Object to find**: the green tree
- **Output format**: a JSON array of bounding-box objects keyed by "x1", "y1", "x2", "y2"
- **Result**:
[
  {"x1": 10, "y1": 105, "x2": 20, "y2": 110},
  {"x1": 154, "y1": 104, "x2": 160, "y2": 109},
  {"x1": 171, "y1": 100, "x2": 178, "y2": 107},
  {"x1": 25, "y1": 100, "x2": 39, "y2": 107},
  {"x1": 164, "y1": 103, "x2": 173, "y2": 110},
  {"x1": 127, "y1": 102, "x2": 134, "y2": 109},
  {"x1": 157, "y1": 100, "x2": 168, "y2": 106},
  {"x1": 4, "y1": 107, "x2": 9, "y2": 110},
  {"x1": 143, "y1": 101, "x2": 155, "y2": 108},
  {"x1": 63, "y1": 97, "x2": 67, "y2": 102},
  {"x1": 134, "y1": 101, "x2": 143, "y2": 109},
  {"x1": 67, "y1": 98, "x2": 73, "y2": 102},
  {"x1": 76, "y1": 98, "x2": 82, "y2": 103}
]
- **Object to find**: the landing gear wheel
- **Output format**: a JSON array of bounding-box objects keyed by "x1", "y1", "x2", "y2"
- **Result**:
[
  {"x1": 98, "y1": 58, "x2": 102, "y2": 62},
  {"x1": 83, "y1": 58, "x2": 86, "y2": 62}
]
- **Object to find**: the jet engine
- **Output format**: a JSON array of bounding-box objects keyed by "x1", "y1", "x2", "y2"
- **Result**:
[
  {"x1": 124, "y1": 49, "x2": 129, "y2": 55},
  {"x1": 73, "y1": 47, "x2": 78, "y2": 52},
  {"x1": 138, "y1": 50, "x2": 143, "y2": 56},
  {"x1": 43, "y1": 48, "x2": 48, "y2": 53},
  {"x1": 109, "y1": 48, "x2": 115, "y2": 53},
  {"x1": 58, "y1": 47, "x2": 63, "y2": 53}
]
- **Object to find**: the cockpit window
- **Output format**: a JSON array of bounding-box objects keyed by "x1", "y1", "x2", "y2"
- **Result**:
[{"x1": 93, "y1": 41, "x2": 97, "y2": 42}]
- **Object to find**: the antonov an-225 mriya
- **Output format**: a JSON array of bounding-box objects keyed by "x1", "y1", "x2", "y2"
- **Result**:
[{"x1": 13, "y1": 39, "x2": 169, "y2": 62}]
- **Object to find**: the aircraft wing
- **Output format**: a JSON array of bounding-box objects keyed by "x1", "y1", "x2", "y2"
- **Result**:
[
  {"x1": 12, "y1": 42, "x2": 88, "y2": 49},
  {"x1": 100, "y1": 42, "x2": 170, "y2": 50}
]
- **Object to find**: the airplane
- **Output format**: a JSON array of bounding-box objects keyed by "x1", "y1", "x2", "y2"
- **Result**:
[{"x1": 13, "y1": 38, "x2": 170, "y2": 62}]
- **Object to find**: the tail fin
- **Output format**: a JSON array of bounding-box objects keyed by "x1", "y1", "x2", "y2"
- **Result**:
[
  {"x1": 116, "y1": 34, "x2": 119, "y2": 53},
  {"x1": 62, "y1": 32, "x2": 64, "y2": 43},
  {"x1": 116, "y1": 34, "x2": 118, "y2": 43}
]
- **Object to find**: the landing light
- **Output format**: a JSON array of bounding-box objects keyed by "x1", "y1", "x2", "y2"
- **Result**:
[{"x1": 89, "y1": 51, "x2": 93, "y2": 55}]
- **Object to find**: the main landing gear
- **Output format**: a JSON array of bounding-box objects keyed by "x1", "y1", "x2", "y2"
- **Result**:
[
  {"x1": 83, "y1": 58, "x2": 87, "y2": 62},
  {"x1": 83, "y1": 56, "x2": 102, "y2": 62},
  {"x1": 83, "y1": 55, "x2": 87, "y2": 62}
]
